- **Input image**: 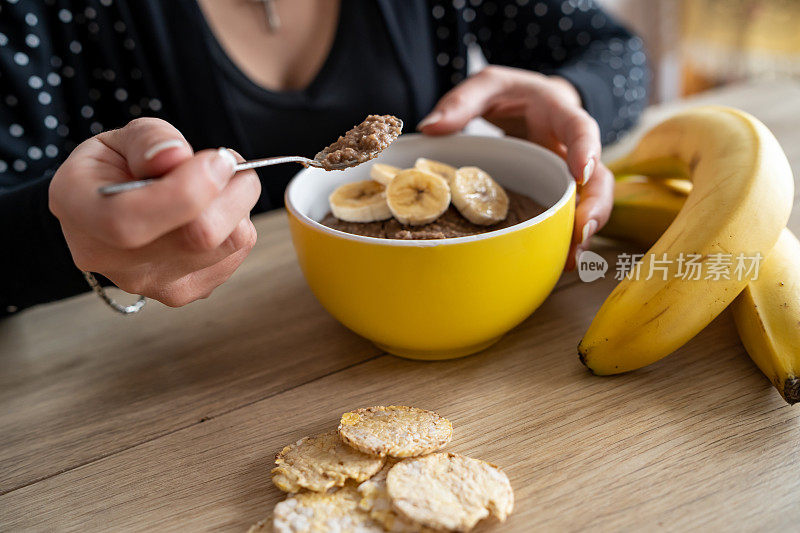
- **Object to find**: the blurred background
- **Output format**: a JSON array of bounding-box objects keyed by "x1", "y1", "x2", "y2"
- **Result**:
[{"x1": 599, "y1": 0, "x2": 800, "y2": 102}]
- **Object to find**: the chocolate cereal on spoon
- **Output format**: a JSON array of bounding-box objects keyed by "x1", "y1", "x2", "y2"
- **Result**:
[
  {"x1": 97, "y1": 114, "x2": 404, "y2": 195},
  {"x1": 315, "y1": 114, "x2": 404, "y2": 170}
]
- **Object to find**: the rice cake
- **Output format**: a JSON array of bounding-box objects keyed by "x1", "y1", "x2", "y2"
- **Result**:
[
  {"x1": 272, "y1": 430, "x2": 385, "y2": 493},
  {"x1": 386, "y1": 452, "x2": 514, "y2": 532},
  {"x1": 358, "y1": 462, "x2": 438, "y2": 533},
  {"x1": 273, "y1": 486, "x2": 383, "y2": 533},
  {"x1": 339, "y1": 406, "x2": 452, "y2": 458}
]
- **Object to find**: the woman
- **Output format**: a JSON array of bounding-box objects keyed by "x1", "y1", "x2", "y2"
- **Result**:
[{"x1": 0, "y1": 0, "x2": 648, "y2": 315}]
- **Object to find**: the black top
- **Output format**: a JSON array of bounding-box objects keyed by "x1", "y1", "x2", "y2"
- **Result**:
[{"x1": 0, "y1": 0, "x2": 649, "y2": 315}]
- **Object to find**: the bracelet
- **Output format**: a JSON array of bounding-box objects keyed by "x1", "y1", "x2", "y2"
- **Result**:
[{"x1": 82, "y1": 271, "x2": 146, "y2": 315}]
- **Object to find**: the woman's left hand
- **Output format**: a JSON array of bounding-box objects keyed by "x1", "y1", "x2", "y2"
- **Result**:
[{"x1": 418, "y1": 65, "x2": 614, "y2": 271}]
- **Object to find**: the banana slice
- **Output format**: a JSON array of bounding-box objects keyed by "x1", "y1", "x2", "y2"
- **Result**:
[
  {"x1": 415, "y1": 158, "x2": 456, "y2": 185},
  {"x1": 329, "y1": 180, "x2": 392, "y2": 223},
  {"x1": 451, "y1": 166, "x2": 509, "y2": 225},
  {"x1": 386, "y1": 169, "x2": 451, "y2": 226},
  {"x1": 369, "y1": 163, "x2": 401, "y2": 186}
]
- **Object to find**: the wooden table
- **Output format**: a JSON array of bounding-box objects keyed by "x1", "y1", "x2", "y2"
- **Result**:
[{"x1": 2, "y1": 81, "x2": 800, "y2": 532}]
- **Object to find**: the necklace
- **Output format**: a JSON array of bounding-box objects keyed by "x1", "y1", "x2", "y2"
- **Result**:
[{"x1": 251, "y1": 0, "x2": 281, "y2": 33}]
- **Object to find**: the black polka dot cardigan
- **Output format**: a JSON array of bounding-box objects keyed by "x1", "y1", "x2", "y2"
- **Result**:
[{"x1": 0, "y1": 0, "x2": 648, "y2": 314}]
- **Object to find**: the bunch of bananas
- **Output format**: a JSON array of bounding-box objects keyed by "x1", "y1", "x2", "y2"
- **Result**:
[{"x1": 579, "y1": 106, "x2": 799, "y2": 404}]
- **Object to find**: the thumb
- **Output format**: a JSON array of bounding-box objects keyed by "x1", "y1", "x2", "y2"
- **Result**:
[
  {"x1": 98, "y1": 117, "x2": 194, "y2": 178},
  {"x1": 417, "y1": 69, "x2": 506, "y2": 135}
]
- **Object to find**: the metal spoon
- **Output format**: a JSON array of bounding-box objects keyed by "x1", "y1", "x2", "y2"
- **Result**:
[{"x1": 97, "y1": 118, "x2": 403, "y2": 196}]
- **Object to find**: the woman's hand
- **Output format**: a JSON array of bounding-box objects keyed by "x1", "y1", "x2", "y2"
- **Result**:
[
  {"x1": 418, "y1": 66, "x2": 614, "y2": 270},
  {"x1": 49, "y1": 118, "x2": 261, "y2": 307}
]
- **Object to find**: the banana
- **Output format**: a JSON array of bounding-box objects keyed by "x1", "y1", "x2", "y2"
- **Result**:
[
  {"x1": 386, "y1": 169, "x2": 451, "y2": 226},
  {"x1": 450, "y1": 166, "x2": 509, "y2": 225},
  {"x1": 415, "y1": 158, "x2": 457, "y2": 185},
  {"x1": 661, "y1": 178, "x2": 693, "y2": 196},
  {"x1": 732, "y1": 229, "x2": 800, "y2": 404},
  {"x1": 370, "y1": 163, "x2": 401, "y2": 186},
  {"x1": 329, "y1": 180, "x2": 392, "y2": 223},
  {"x1": 599, "y1": 177, "x2": 688, "y2": 248},
  {"x1": 579, "y1": 106, "x2": 794, "y2": 375},
  {"x1": 603, "y1": 177, "x2": 800, "y2": 404}
]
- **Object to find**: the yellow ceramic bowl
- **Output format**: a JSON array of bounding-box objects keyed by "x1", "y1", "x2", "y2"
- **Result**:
[{"x1": 285, "y1": 134, "x2": 575, "y2": 360}]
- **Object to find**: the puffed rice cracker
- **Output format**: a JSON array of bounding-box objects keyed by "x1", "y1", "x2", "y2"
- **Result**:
[
  {"x1": 358, "y1": 462, "x2": 437, "y2": 533},
  {"x1": 273, "y1": 486, "x2": 383, "y2": 533},
  {"x1": 339, "y1": 406, "x2": 453, "y2": 458},
  {"x1": 386, "y1": 452, "x2": 514, "y2": 532},
  {"x1": 272, "y1": 430, "x2": 385, "y2": 493}
]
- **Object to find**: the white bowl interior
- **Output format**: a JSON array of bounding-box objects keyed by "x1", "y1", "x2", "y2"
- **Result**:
[{"x1": 287, "y1": 134, "x2": 573, "y2": 241}]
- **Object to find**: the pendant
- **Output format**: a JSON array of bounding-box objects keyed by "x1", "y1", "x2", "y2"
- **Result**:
[{"x1": 263, "y1": 0, "x2": 281, "y2": 33}]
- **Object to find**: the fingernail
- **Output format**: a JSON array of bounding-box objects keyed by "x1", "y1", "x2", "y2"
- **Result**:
[
  {"x1": 582, "y1": 157, "x2": 596, "y2": 185},
  {"x1": 581, "y1": 219, "x2": 597, "y2": 245},
  {"x1": 144, "y1": 139, "x2": 184, "y2": 160},
  {"x1": 209, "y1": 147, "x2": 237, "y2": 190},
  {"x1": 416, "y1": 112, "x2": 443, "y2": 131}
]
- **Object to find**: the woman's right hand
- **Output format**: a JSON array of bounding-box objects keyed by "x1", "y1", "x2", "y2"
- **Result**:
[{"x1": 49, "y1": 118, "x2": 261, "y2": 307}]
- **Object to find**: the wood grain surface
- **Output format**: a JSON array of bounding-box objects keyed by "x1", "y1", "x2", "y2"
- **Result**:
[
  {"x1": 0, "y1": 214, "x2": 382, "y2": 493},
  {"x1": 2, "y1": 81, "x2": 800, "y2": 532}
]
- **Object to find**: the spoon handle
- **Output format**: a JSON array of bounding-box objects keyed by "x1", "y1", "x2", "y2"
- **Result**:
[
  {"x1": 96, "y1": 155, "x2": 316, "y2": 196},
  {"x1": 233, "y1": 155, "x2": 315, "y2": 171}
]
